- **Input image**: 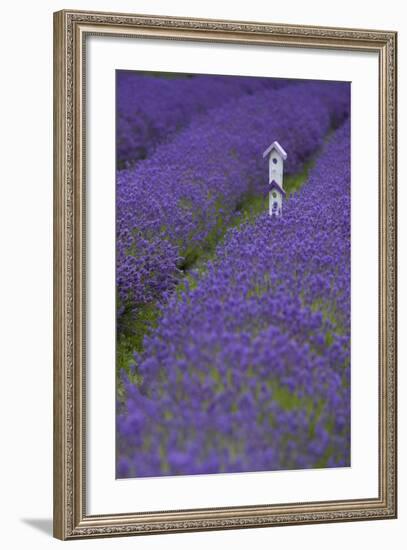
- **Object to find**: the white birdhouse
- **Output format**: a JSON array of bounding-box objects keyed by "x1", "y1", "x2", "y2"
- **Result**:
[{"x1": 263, "y1": 141, "x2": 287, "y2": 217}]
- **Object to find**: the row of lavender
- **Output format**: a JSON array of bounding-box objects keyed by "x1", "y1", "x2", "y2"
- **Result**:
[
  {"x1": 117, "y1": 72, "x2": 290, "y2": 167},
  {"x1": 117, "y1": 81, "x2": 350, "y2": 330},
  {"x1": 117, "y1": 120, "x2": 351, "y2": 477}
]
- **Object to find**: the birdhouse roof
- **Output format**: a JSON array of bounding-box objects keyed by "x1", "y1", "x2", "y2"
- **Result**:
[
  {"x1": 263, "y1": 141, "x2": 287, "y2": 160},
  {"x1": 269, "y1": 179, "x2": 286, "y2": 197}
]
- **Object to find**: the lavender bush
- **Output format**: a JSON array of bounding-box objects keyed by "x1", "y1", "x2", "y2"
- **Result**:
[
  {"x1": 116, "y1": 120, "x2": 351, "y2": 477},
  {"x1": 116, "y1": 81, "x2": 350, "y2": 334},
  {"x1": 117, "y1": 71, "x2": 290, "y2": 167}
]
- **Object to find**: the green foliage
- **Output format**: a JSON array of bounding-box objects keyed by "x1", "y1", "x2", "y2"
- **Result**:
[
  {"x1": 117, "y1": 302, "x2": 160, "y2": 379},
  {"x1": 284, "y1": 158, "x2": 315, "y2": 197}
]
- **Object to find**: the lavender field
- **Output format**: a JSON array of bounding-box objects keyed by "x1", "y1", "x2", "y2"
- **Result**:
[{"x1": 115, "y1": 71, "x2": 351, "y2": 478}]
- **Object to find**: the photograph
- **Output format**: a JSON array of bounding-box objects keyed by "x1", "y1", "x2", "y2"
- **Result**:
[{"x1": 115, "y1": 71, "x2": 351, "y2": 479}]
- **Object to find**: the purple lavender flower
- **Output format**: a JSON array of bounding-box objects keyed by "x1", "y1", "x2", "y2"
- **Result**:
[
  {"x1": 117, "y1": 71, "x2": 291, "y2": 166},
  {"x1": 116, "y1": 118, "x2": 351, "y2": 478},
  {"x1": 116, "y1": 80, "x2": 350, "y2": 331}
]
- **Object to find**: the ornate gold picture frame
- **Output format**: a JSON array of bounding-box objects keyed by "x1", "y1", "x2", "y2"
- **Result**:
[{"x1": 53, "y1": 9, "x2": 397, "y2": 540}]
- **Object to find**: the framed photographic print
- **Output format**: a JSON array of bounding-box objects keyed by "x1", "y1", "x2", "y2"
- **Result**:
[{"x1": 53, "y1": 9, "x2": 397, "y2": 540}]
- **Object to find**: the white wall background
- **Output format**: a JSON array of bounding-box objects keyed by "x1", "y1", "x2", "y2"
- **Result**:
[{"x1": 0, "y1": 0, "x2": 405, "y2": 547}]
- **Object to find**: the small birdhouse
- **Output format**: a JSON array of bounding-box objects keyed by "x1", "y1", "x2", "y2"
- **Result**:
[{"x1": 263, "y1": 141, "x2": 287, "y2": 217}]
